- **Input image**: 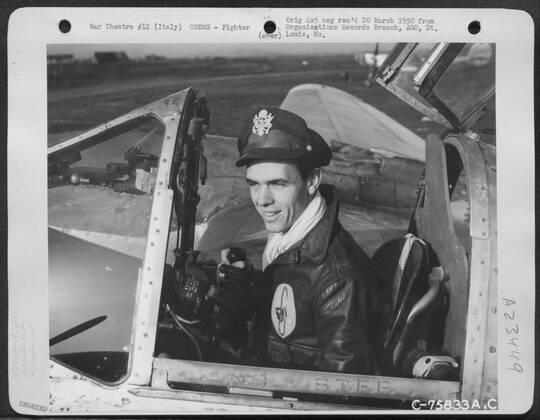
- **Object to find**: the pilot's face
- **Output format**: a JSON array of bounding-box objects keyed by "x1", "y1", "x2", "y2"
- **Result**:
[{"x1": 246, "y1": 161, "x2": 312, "y2": 234}]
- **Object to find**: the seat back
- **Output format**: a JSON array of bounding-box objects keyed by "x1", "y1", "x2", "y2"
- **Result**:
[{"x1": 370, "y1": 234, "x2": 447, "y2": 376}]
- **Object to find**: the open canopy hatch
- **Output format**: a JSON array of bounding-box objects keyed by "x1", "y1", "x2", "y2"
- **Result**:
[{"x1": 376, "y1": 43, "x2": 495, "y2": 131}]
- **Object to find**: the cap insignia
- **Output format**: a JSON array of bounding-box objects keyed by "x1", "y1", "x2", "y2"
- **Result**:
[{"x1": 252, "y1": 109, "x2": 275, "y2": 136}]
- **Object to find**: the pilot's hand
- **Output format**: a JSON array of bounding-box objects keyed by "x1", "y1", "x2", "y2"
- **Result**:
[
  {"x1": 219, "y1": 247, "x2": 251, "y2": 280},
  {"x1": 208, "y1": 247, "x2": 258, "y2": 337}
]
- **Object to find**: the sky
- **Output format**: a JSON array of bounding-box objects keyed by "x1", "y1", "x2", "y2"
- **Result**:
[{"x1": 47, "y1": 43, "x2": 393, "y2": 60}]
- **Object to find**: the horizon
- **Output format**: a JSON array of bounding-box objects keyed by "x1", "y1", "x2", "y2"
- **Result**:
[{"x1": 47, "y1": 43, "x2": 393, "y2": 60}]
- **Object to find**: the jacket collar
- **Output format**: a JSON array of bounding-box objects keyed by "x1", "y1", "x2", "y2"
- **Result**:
[{"x1": 270, "y1": 184, "x2": 339, "y2": 266}]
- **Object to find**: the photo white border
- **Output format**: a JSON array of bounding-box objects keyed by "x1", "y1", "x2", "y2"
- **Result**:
[{"x1": 7, "y1": 7, "x2": 535, "y2": 415}]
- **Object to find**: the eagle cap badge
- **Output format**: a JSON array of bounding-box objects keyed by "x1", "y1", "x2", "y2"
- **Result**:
[{"x1": 252, "y1": 109, "x2": 275, "y2": 136}]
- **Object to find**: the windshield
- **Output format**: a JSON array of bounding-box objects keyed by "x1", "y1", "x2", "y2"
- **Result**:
[
  {"x1": 49, "y1": 115, "x2": 165, "y2": 383},
  {"x1": 49, "y1": 116, "x2": 164, "y2": 238}
]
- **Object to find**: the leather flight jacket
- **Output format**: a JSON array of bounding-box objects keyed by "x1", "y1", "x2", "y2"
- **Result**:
[{"x1": 252, "y1": 185, "x2": 375, "y2": 374}]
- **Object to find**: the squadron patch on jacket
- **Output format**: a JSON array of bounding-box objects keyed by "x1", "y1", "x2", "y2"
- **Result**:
[
  {"x1": 252, "y1": 109, "x2": 274, "y2": 136},
  {"x1": 271, "y1": 283, "x2": 296, "y2": 338}
]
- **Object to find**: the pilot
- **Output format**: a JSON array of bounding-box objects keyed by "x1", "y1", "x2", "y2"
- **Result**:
[{"x1": 222, "y1": 107, "x2": 375, "y2": 374}]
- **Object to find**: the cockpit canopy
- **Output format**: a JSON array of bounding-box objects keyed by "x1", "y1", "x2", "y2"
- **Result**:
[{"x1": 376, "y1": 43, "x2": 495, "y2": 132}]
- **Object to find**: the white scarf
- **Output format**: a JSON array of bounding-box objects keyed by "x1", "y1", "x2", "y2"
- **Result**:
[{"x1": 262, "y1": 190, "x2": 327, "y2": 270}]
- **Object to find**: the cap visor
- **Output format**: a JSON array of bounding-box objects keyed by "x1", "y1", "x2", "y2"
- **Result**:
[{"x1": 235, "y1": 148, "x2": 305, "y2": 167}]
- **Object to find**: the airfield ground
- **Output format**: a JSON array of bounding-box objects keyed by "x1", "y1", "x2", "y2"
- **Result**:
[{"x1": 47, "y1": 55, "x2": 444, "y2": 141}]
